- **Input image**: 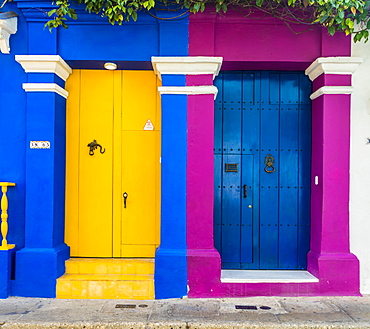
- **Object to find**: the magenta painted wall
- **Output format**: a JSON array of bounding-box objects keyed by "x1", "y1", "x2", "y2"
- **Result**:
[
  {"x1": 186, "y1": 8, "x2": 359, "y2": 298},
  {"x1": 189, "y1": 9, "x2": 350, "y2": 65}
]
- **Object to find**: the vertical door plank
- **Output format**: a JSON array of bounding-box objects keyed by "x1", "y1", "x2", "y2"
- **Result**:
[
  {"x1": 242, "y1": 72, "x2": 260, "y2": 152},
  {"x1": 241, "y1": 154, "x2": 254, "y2": 265},
  {"x1": 242, "y1": 72, "x2": 260, "y2": 269},
  {"x1": 223, "y1": 72, "x2": 242, "y2": 154},
  {"x1": 120, "y1": 71, "x2": 160, "y2": 257},
  {"x1": 214, "y1": 74, "x2": 223, "y2": 155},
  {"x1": 214, "y1": 154, "x2": 223, "y2": 256},
  {"x1": 79, "y1": 70, "x2": 114, "y2": 257},
  {"x1": 221, "y1": 154, "x2": 242, "y2": 268},
  {"x1": 259, "y1": 72, "x2": 279, "y2": 269},
  {"x1": 298, "y1": 74, "x2": 312, "y2": 268},
  {"x1": 279, "y1": 73, "x2": 299, "y2": 269},
  {"x1": 112, "y1": 70, "x2": 122, "y2": 257}
]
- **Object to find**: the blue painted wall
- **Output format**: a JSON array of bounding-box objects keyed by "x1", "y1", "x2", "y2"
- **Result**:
[{"x1": 0, "y1": 3, "x2": 28, "y2": 299}]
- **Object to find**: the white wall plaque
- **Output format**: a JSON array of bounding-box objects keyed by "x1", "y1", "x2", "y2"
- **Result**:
[{"x1": 30, "y1": 141, "x2": 51, "y2": 149}]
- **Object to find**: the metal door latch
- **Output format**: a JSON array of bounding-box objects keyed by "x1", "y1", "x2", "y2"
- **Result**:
[
  {"x1": 243, "y1": 185, "x2": 248, "y2": 198},
  {"x1": 123, "y1": 192, "x2": 128, "y2": 208}
]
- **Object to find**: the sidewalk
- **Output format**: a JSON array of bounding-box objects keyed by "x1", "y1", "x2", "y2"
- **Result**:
[{"x1": 1, "y1": 296, "x2": 370, "y2": 329}]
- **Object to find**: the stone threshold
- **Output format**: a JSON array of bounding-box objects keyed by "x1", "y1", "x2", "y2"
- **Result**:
[{"x1": 221, "y1": 270, "x2": 319, "y2": 283}]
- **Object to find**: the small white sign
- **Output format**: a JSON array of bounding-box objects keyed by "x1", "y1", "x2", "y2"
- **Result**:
[
  {"x1": 143, "y1": 119, "x2": 154, "y2": 131},
  {"x1": 30, "y1": 141, "x2": 51, "y2": 149}
]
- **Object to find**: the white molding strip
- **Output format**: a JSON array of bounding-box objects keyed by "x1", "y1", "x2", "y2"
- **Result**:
[
  {"x1": 158, "y1": 85, "x2": 218, "y2": 99},
  {"x1": 221, "y1": 270, "x2": 319, "y2": 283},
  {"x1": 152, "y1": 56, "x2": 223, "y2": 80},
  {"x1": 305, "y1": 57, "x2": 363, "y2": 81},
  {"x1": 15, "y1": 55, "x2": 72, "y2": 81},
  {"x1": 22, "y1": 83, "x2": 69, "y2": 99},
  {"x1": 0, "y1": 17, "x2": 17, "y2": 54},
  {"x1": 310, "y1": 86, "x2": 353, "y2": 100}
]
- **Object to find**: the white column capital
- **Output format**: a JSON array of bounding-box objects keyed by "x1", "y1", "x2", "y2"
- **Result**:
[
  {"x1": 310, "y1": 86, "x2": 353, "y2": 100},
  {"x1": 151, "y1": 56, "x2": 223, "y2": 80},
  {"x1": 0, "y1": 17, "x2": 17, "y2": 54},
  {"x1": 305, "y1": 57, "x2": 363, "y2": 81},
  {"x1": 158, "y1": 85, "x2": 218, "y2": 99},
  {"x1": 22, "y1": 83, "x2": 69, "y2": 99},
  {"x1": 15, "y1": 55, "x2": 72, "y2": 81}
]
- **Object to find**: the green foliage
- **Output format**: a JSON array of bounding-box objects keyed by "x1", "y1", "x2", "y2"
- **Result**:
[{"x1": 45, "y1": 0, "x2": 370, "y2": 42}]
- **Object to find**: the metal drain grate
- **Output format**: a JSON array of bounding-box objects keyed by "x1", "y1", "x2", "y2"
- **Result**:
[
  {"x1": 115, "y1": 304, "x2": 136, "y2": 309},
  {"x1": 235, "y1": 305, "x2": 258, "y2": 310},
  {"x1": 235, "y1": 305, "x2": 272, "y2": 310}
]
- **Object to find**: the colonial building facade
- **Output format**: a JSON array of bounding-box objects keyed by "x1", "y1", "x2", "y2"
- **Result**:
[{"x1": 0, "y1": 0, "x2": 366, "y2": 299}]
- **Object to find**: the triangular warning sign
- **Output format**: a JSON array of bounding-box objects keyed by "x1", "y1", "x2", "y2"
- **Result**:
[{"x1": 143, "y1": 119, "x2": 154, "y2": 131}]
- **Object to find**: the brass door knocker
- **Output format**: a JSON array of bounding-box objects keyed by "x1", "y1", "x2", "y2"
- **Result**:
[
  {"x1": 264, "y1": 154, "x2": 276, "y2": 173},
  {"x1": 87, "y1": 140, "x2": 105, "y2": 156}
]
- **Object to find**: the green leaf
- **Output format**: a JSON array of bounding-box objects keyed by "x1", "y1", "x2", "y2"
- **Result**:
[
  {"x1": 48, "y1": 9, "x2": 57, "y2": 17},
  {"x1": 319, "y1": 14, "x2": 329, "y2": 24},
  {"x1": 328, "y1": 25, "x2": 336, "y2": 35}
]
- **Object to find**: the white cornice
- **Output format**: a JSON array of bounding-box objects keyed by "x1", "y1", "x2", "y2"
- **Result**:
[
  {"x1": 305, "y1": 57, "x2": 363, "y2": 81},
  {"x1": 152, "y1": 57, "x2": 223, "y2": 80},
  {"x1": 22, "y1": 83, "x2": 69, "y2": 99},
  {"x1": 310, "y1": 86, "x2": 353, "y2": 100},
  {"x1": 158, "y1": 85, "x2": 218, "y2": 99},
  {"x1": 15, "y1": 55, "x2": 72, "y2": 81},
  {"x1": 0, "y1": 17, "x2": 17, "y2": 54}
]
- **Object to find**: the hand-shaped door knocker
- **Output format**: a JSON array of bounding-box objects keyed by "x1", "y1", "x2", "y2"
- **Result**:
[
  {"x1": 87, "y1": 140, "x2": 105, "y2": 156},
  {"x1": 264, "y1": 154, "x2": 276, "y2": 173}
]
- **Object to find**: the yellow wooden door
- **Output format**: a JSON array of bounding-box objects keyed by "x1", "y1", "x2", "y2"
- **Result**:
[
  {"x1": 119, "y1": 71, "x2": 161, "y2": 257},
  {"x1": 65, "y1": 70, "x2": 160, "y2": 258}
]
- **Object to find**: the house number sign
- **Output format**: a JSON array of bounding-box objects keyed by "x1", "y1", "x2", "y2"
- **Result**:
[{"x1": 30, "y1": 141, "x2": 51, "y2": 149}]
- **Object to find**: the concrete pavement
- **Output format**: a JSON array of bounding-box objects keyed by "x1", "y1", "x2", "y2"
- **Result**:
[{"x1": 1, "y1": 296, "x2": 370, "y2": 329}]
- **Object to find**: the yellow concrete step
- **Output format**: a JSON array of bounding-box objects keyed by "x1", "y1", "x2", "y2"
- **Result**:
[
  {"x1": 65, "y1": 258, "x2": 154, "y2": 275},
  {"x1": 57, "y1": 273, "x2": 154, "y2": 299},
  {"x1": 57, "y1": 258, "x2": 155, "y2": 299}
]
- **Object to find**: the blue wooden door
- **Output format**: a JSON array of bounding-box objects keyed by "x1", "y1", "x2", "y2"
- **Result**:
[{"x1": 214, "y1": 71, "x2": 311, "y2": 270}]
